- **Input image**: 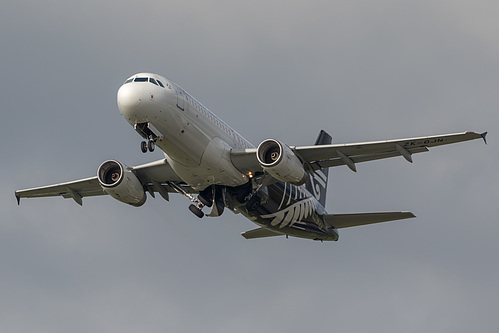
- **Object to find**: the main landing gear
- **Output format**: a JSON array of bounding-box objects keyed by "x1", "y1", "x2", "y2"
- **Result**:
[
  {"x1": 141, "y1": 139, "x2": 155, "y2": 153},
  {"x1": 168, "y1": 183, "x2": 239, "y2": 219},
  {"x1": 245, "y1": 195, "x2": 261, "y2": 211},
  {"x1": 168, "y1": 182, "x2": 206, "y2": 218},
  {"x1": 188, "y1": 203, "x2": 205, "y2": 218},
  {"x1": 168, "y1": 180, "x2": 264, "y2": 219},
  {"x1": 186, "y1": 186, "x2": 228, "y2": 219},
  {"x1": 238, "y1": 174, "x2": 270, "y2": 212}
]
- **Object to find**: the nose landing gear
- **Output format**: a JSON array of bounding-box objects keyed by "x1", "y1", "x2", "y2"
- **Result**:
[
  {"x1": 141, "y1": 140, "x2": 155, "y2": 153},
  {"x1": 134, "y1": 122, "x2": 162, "y2": 153}
]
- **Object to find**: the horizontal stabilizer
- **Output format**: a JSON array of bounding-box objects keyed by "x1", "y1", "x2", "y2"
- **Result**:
[
  {"x1": 241, "y1": 227, "x2": 284, "y2": 239},
  {"x1": 324, "y1": 212, "x2": 415, "y2": 229}
]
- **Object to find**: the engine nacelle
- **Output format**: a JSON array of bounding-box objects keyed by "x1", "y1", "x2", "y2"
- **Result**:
[
  {"x1": 97, "y1": 160, "x2": 146, "y2": 207},
  {"x1": 256, "y1": 139, "x2": 307, "y2": 185}
]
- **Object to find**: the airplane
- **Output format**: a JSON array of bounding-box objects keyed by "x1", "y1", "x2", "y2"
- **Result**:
[{"x1": 15, "y1": 73, "x2": 487, "y2": 241}]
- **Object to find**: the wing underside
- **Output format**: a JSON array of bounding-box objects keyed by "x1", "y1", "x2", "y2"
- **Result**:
[
  {"x1": 231, "y1": 131, "x2": 486, "y2": 174},
  {"x1": 15, "y1": 159, "x2": 192, "y2": 205},
  {"x1": 15, "y1": 177, "x2": 104, "y2": 205}
]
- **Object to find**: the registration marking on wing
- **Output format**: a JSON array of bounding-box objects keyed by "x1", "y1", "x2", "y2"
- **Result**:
[{"x1": 403, "y1": 138, "x2": 445, "y2": 147}]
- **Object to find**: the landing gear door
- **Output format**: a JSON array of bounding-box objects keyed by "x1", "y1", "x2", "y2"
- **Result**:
[{"x1": 134, "y1": 122, "x2": 164, "y2": 141}]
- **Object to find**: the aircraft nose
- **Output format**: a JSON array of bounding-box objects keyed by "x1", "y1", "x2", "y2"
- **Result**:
[{"x1": 117, "y1": 83, "x2": 142, "y2": 111}]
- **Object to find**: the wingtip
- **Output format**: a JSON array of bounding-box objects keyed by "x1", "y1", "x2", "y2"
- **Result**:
[
  {"x1": 15, "y1": 193, "x2": 21, "y2": 205},
  {"x1": 481, "y1": 132, "x2": 488, "y2": 145}
]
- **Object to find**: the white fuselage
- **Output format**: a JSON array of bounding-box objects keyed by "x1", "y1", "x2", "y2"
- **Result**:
[
  {"x1": 117, "y1": 73, "x2": 252, "y2": 191},
  {"x1": 117, "y1": 73, "x2": 338, "y2": 241}
]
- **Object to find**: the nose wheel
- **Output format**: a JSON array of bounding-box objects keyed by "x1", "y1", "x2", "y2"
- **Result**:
[{"x1": 141, "y1": 140, "x2": 155, "y2": 153}]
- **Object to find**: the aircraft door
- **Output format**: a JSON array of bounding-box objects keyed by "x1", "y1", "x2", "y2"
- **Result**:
[{"x1": 175, "y1": 86, "x2": 185, "y2": 110}]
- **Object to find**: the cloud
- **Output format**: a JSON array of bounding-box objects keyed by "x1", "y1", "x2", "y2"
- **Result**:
[{"x1": 1, "y1": 1, "x2": 497, "y2": 332}]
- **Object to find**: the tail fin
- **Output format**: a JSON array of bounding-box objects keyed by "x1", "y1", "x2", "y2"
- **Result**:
[{"x1": 305, "y1": 130, "x2": 332, "y2": 208}]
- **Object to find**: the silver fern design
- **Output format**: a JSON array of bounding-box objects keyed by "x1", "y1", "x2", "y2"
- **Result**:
[
  {"x1": 309, "y1": 169, "x2": 327, "y2": 201},
  {"x1": 261, "y1": 197, "x2": 319, "y2": 229}
]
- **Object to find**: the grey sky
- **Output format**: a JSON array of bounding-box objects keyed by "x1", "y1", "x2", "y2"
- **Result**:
[{"x1": 1, "y1": 1, "x2": 497, "y2": 332}]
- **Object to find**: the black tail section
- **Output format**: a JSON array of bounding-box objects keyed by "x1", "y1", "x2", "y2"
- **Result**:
[{"x1": 305, "y1": 130, "x2": 332, "y2": 208}]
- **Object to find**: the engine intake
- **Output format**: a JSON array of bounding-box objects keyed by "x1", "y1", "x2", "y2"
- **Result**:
[
  {"x1": 97, "y1": 160, "x2": 146, "y2": 207},
  {"x1": 256, "y1": 139, "x2": 307, "y2": 185}
]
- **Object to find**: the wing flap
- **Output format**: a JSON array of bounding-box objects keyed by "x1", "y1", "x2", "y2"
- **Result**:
[{"x1": 324, "y1": 212, "x2": 416, "y2": 229}]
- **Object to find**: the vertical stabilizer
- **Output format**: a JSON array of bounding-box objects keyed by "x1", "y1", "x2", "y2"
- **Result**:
[{"x1": 305, "y1": 130, "x2": 331, "y2": 208}]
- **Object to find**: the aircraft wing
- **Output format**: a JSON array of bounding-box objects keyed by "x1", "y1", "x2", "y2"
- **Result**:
[
  {"x1": 15, "y1": 177, "x2": 104, "y2": 205},
  {"x1": 15, "y1": 159, "x2": 190, "y2": 205},
  {"x1": 231, "y1": 131, "x2": 487, "y2": 173}
]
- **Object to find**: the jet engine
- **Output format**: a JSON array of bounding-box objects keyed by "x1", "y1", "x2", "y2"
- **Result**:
[
  {"x1": 256, "y1": 139, "x2": 307, "y2": 185},
  {"x1": 97, "y1": 160, "x2": 147, "y2": 207}
]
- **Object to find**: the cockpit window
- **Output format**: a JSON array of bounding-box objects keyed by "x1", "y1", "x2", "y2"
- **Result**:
[{"x1": 126, "y1": 76, "x2": 166, "y2": 88}]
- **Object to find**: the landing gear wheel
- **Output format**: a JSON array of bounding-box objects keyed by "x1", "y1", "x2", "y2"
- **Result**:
[
  {"x1": 189, "y1": 204, "x2": 204, "y2": 218},
  {"x1": 147, "y1": 140, "x2": 155, "y2": 152},
  {"x1": 140, "y1": 141, "x2": 148, "y2": 153},
  {"x1": 198, "y1": 194, "x2": 212, "y2": 207},
  {"x1": 245, "y1": 196, "x2": 261, "y2": 212}
]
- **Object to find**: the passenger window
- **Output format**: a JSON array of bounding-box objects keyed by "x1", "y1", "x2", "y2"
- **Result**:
[
  {"x1": 149, "y1": 78, "x2": 159, "y2": 86},
  {"x1": 134, "y1": 77, "x2": 148, "y2": 82},
  {"x1": 157, "y1": 80, "x2": 165, "y2": 88}
]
